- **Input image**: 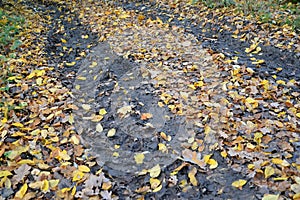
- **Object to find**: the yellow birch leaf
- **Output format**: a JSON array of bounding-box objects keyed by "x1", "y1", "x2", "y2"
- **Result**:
[
  {"x1": 71, "y1": 186, "x2": 76, "y2": 195},
  {"x1": 61, "y1": 187, "x2": 71, "y2": 193},
  {"x1": 78, "y1": 165, "x2": 90, "y2": 172},
  {"x1": 188, "y1": 167, "x2": 198, "y2": 186},
  {"x1": 220, "y1": 151, "x2": 227, "y2": 158},
  {"x1": 204, "y1": 125, "x2": 211, "y2": 134},
  {"x1": 96, "y1": 123, "x2": 103, "y2": 133},
  {"x1": 264, "y1": 166, "x2": 275, "y2": 178},
  {"x1": 0, "y1": 170, "x2": 12, "y2": 177},
  {"x1": 65, "y1": 61, "x2": 76, "y2": 66},
  {"x1": 75, "y1": 85, "x2": 80, "y2": 90},
  {"x1": 70, "y1": 135, "x2": 79, "y2": 145},
  {"x1": 208, "y1": 159, "x2": 218, "y2": 169},
  {"x1": 152, "y1": 183, "x2": 162, "y2": 193},
  {"x1": 232, "y1": 179, "x2": 247, "y2": 189},
  {"x1": 262, "y1": 194, "x2": 279, "y2": 200},
  {"x1": 158, "y1": 143, "x2": 168, "y2": 153},
  {"x1": 77, "y1": 76, "x2": 86, "y2": 80},
  {"x1": 296, "y1": 113, "x2": 300, "y2": 118},
  {"x1": 61, "y1": 38, "x2": 67, "y2": 43},
  {"x1": 272, "y1": 158, "x2": 283, "y2": 165},
  {"x1": 15, "y1": 183, "x2": 28, "y2": 198},
  {"x1": 72, "y1": 170, "x2": 85, "y2": 182},
  {"x1": 36, "y1": 77, "x2": 43, "y2": 85},
  {"x1": 99, "y1": 108, "x2": 107, "y2": 115},
  {"x1": 49, "y1": 179, "x2": 59, "y2": 188},
  {"x1": 102, "y1": 182, "x2": 112, "y2": 190},
  {"x1": 12, "y1": 122, "x2": 24, "y2": 127},
  {"x1": 203, "y1": 154, "x2": 211, "y2": 163},
  {"x1": 148, "y1": 164, "x2": 161, "y2": 178},
  {"x1": 112, "y1": 152, "x2": 119, "y2": 157},
  {"x1": 293, "y1": 193, "x2": 300, "y2": 200},
  {"x1": 82, "y1": 104, "x2": 91, "y2": 111},
  {"x1": 107, "y1": 128, "x2": 116, "y2": 137},
  {"x1": 41, "y1": 180, "x2": 49, "y2": 192},
  {"x1": 134, "y1": 153, "x2": 144, "y2": 164},
  {"x1": 150, "y1": 178, "x2": 161, "y2": 189},
  {"x1": 17, "y1": 159, "x2": 35, "y2": 165}
]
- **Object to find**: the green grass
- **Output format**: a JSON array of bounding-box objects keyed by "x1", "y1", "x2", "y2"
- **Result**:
[
  {"x1": 0, "y1": 9, "x2": 24, "y2": 55},
  {"x1": 192, "y1": 0, "x2": 300, "y2": 31}
]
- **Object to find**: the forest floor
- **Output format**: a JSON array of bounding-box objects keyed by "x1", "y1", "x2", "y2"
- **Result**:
[{"x1": 0, "y1": 0, "x2": 300, "y2": 199}]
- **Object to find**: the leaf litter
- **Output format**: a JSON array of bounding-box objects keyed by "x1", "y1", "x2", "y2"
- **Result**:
[{"x1": 0, "y1": 0, "x2": 299, "y2": 199}]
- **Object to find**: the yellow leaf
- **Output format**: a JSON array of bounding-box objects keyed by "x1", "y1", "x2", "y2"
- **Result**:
[
  {"x1": 194, "y1": 81, "x2": 204, "y2": 87},
  {"x1": 0, "y1": 170, "x2": 12, "y2": 177},
  {"x1": 232, "y1": 179, "x2": 247, "y2": 189},
  {"x1": 71, "y1": 186, "x2": 76, "y2": 195},
  {"x1": 78, "y1": 165, "x2": 90, "y2": 172},
  {"x1": 29, "y1": 181, "x2": 43, "y2": 189},
  {"x1": 252, "y1": 59, "x2": 265, "y2": 65},
  {"x1": 90, "y1": 61, "x2": 97, "y2": 67},
  {"x1": 61, "y1": 38, "x2": 67, "y2": 43},
  {"x1": 204, "y1": 125, "x2": 211, "y2": 134},
  {"x1": 99, "y1": 108, "x2": 107, "y2": 115},
  {"x1": 82, "y1": 35, "x2": 88, "y2": 39},
  {"x1": 96, "y1": 123, "x2": 103, "y2": 133},
  {"x1": 107, "y1": 128, "x2": 116, "y2": 137},
  {"x1": 65, "y1": 61, "x2": 76, "y2": 66},
  {"x1": 58, "y1": 150, "x2": 70, "y2": 161},
  {"x1": 276, "y1": 80, "x2": 286, "y2": 85},
  {"x1": 150, "y1": 178, "x2": 161, "y2": 189},
  {"x1": 188, "y1": 167, "x2": 198, "y2": 186},
  {"x1": 72, "y1": 170, "x2": 85, "y2": 182},
  {"x1": 112, "y1": 152, "x2": 119, "y2": 157},
  {"x1": 77, "y1": 76, "x2": 86, "y2": 80},
  {"x1": 158, "y1": 143, "x2": 168, "y2": 153},
  {"x1": 134, "y1": 153, "x2": 144, "y2": 164},
  {"x1": 15, "y1": 183, "x2": 28, "y2": 198},
  {"x1": 17, "y1": 159, "x2": 35, "y2": 165},
  {"x1": 61, "y1": 187, "x2": 71, "y2": 193},
  {"x1": 152, "y1": 183, "x2": 162, "y2": 193},
  {"x1": 262, "y1": 194, "x2": 279, "y2": 200},
  {"x1": 70, "y1": 135, "x2": 79, "y2": 145},
  {"x1": 41, "y1": 180, "x2": 49, "y2": 192},
  {"x1": 220, "y1": 151, "x2": 227, "y2": 158},
  {"x1": 272, "y1": 158, "x2": 283, "y2": 165},
  {"x1": 208, "y1": 159, "x2": 218, "y2": 169},
  {"x1": 82, "y1": 104, "x2": 91, "y2": 111},
  {"x1": 297, "y1": 113, "x2": 300, "y2": 118},
  {"x1": 102, "y1": 182, "x2": 112, "y2": 190},
  {"x1": 75, "y1": 85, "x2": 80, "y2": 90},
  {"x1": 12, "y1": 122, "x2": 24, "y2": 127},
  {"x1": 264, "y1": 166, "x2": 275, "y2": 178},
  {"x1": 148, "y1": 164, "x2": 161, "y2": 178},
  {"x1": 49, "y1": 179, "x2": 59, "y2": 188},
  {"x1": 245, "y1": 42, "x2": 259, "y2": 53}
]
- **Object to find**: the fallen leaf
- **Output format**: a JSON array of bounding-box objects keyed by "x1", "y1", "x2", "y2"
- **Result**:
[
  {"x1": 264, "y1": 166, "x2": 275, "y2": 178},
  {"x1": 107, "y1": 128, "x2": 116, "y2": 137},
  {"x1": 134, "y1": 153, "x2": 144, "y2": 164},
  {"x1": 141, "y1": 113, "x2": 153, "y2": 120},
  {"x1": 262, "y1": 194, "x2": 280, "y2": 200},
  {"x1": 96, "y1": 123, "x2": 103, "y2": 133},
  {"x1": 188, "y1": 167, "x2": 198, "y2": 186},
  {"x1": 148, "y1": 164, "x2": 161, "y2": 178},
  {"x1": 232, "y1": 179, "x2": 247, "y2": 190},
  {"x1": 15, "y1": 183, "x2": 28, "y2": 198}
]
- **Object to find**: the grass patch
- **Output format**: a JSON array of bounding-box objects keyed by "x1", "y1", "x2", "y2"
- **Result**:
[{"x1": 193, "y1": 0, "x2": 300, "y2": 31}]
